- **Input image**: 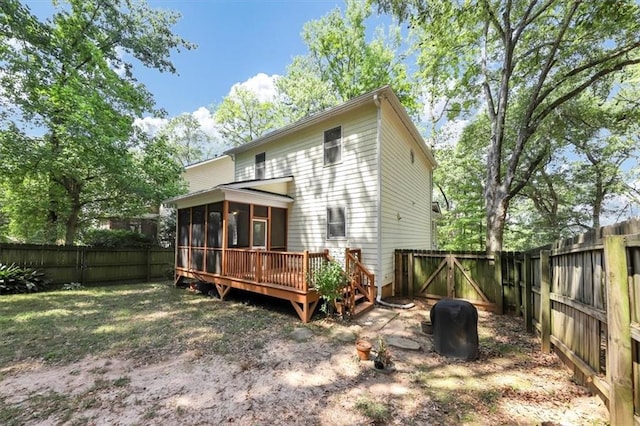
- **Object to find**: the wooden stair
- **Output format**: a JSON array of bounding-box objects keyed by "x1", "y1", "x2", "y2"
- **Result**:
[{"x1": 352, "y1": 300, "x2": 374, "y2": 316}]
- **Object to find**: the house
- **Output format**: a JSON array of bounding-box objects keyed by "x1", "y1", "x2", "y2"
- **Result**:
[{"x1": 165, "y1": 86, "x2": 437, "y2": 322}]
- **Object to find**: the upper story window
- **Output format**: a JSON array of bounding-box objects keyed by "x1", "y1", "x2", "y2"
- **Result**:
[
  {"x1": 324, "y1": 126, "x2": 342, "y2": 166},
  {"x1": 255, "y1": 152, "x2": 265, "y2": 179}
]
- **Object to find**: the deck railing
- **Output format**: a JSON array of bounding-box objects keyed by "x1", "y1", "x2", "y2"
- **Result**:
[
  {"x1": 345, "y1": 248, "x2": 376, "y2": 310},
  {"x1": 219, "y1": 248, "x2": 328, "y2": 292}
]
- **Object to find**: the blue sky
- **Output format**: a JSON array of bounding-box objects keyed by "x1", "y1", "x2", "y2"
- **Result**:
[
  {"x1": 143, "y1": 0, "x2": 345, "y2": 116},
  {"x1": 26, "y1": 0, "x2": 346, "y2": 117}
]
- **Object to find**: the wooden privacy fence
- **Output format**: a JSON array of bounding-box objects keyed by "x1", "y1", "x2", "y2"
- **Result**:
[
  {"x1": 395, "y1": 218, "x2": 640, "y2": 424},
  {"x1": 394, "y1": 249, "x2": 523, "y2": 313},
  {"x1": 524, "y1": 218, "x2": 640, "y2": 425},
  {"x1": 0, "y1": 243, "x2": 174, "y2": 285}
]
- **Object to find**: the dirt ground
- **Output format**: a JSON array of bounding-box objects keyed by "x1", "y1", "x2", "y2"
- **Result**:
[{"x1": 0, "y1": 297, "x2": 609, "y2": 425}]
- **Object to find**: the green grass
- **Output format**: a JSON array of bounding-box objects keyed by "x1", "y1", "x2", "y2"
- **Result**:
[
  {"x1": 354, "y1": 395, "x2": 392, "y2": 423},
  {"x1": 0, "y1": 282, "x2": 294, "y2": 369},
  {"x1": 0, "y1": 282, "x2": 297, "y2": 424}
]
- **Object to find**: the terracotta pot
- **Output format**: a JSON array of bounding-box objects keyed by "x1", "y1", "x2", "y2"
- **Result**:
[{"x1": 355, "y1": 339, "x2": 372, "y2": 360}]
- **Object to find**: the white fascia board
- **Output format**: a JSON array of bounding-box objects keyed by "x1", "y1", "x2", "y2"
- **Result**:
[{"x1": 221, "y1": 188, "x2": 294, "y2": 209}]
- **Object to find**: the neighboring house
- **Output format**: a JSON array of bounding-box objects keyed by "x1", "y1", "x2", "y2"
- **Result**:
[
  {"x1": 182, "y1": 155, "x2": 235, "y2": 192},
  {"x1": 99, "y1": 208, "x2": 160, "y2": 241},
  {"x1": 165, "y1": 86, "x2": 437, "y2": 322}
]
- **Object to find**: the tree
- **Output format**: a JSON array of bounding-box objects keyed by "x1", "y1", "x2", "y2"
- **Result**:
[
  {"x1": 278, "y1": 0, "x2": 419, "y2": 118},
  {"x1": 433, "y1": 119, "x2": 487, "y2": 250},
  {"x1": 214, "y1": 87, "x2": 283, "y2": 147},
  {"x1": 0, "y1": 0, "x2": 192, "y2": 244},
  {"x1": 160, "y1": 112, "x2": 220, "y2": 167},
  {"x1": 276, "y1": 56, "x2": 339, "y2": 121},
  {"x1": 377, "y1": 0, "x2": 640, "y2": 252}
]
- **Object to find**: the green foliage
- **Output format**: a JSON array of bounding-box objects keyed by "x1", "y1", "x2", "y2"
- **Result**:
[
  {"x1": 82, "y1": 229, "x2": 154, "y2": 248},
  {"x1": 354, "y1": 396, "x2": 391, "y2": 422},
  {"x1": 378, "y1": 0, "x2": 640, "y2": 251},
  {"x1": 0, "y1": 0, "x2": 192, "y2": 245},
  {"x1": 159, "y1": 113, "x2": 221, "y2": 167},
  {"x1": 312, "y1": 261, "x2": 346, "y2": 314},
  {"x1": 374, "y1": 335, "x2": 392, "y2": 366},
  {"x1": 214, "y1": 87, "x2": 283, "y2": 147},
  {"x1": 278, "y1": 0, "x2": 419, "y2": 119},
  {"x1": 0, "y1": 263, "x2": 49, "y2": 294}
]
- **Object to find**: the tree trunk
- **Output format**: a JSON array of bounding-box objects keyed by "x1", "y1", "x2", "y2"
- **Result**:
[
  {"x1": 485, "y1": 190, "x2": 509, "y2": 253},
  {"x1": 45, "y1": 182, "x2": 59, "y2": 244},
  {"x1": 64, "y1": 183, "x2": 82, "y2": 246}
]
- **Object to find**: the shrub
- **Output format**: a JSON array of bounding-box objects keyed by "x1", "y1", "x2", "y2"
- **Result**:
[
  {"x1": 312, "y1": 261, "x2": 346, "y2": 314},
  {"x1": 82, "y1": 228, "x2": 154, "y2": 248},
  {"x1": 0, "y1": 263, "x2": 49, "y2": 294}
]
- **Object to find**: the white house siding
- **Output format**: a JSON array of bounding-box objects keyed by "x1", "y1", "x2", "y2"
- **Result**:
[
  {"x1": 183, "y1": 155, "x2": 234, "y2": 192},
  {"x1": 233, "y1": 105, "x2": 380, "y2": 270},
  {"x1": 379, "y1": 101, "x2": 433, "y2": 288}
]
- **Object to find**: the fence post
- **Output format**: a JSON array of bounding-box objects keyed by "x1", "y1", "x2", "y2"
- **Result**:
[
  {"x1": 393, "y1": 251, "x2": 402, "y2": 297},
  {"x1": 523, "y1": 253, "x2": 533, "y2": 333},
  {"x1": 540, "y1": 250, "x2": 551, "y2": 353},
  {"x1": 603, "y1": 235, "x2": 634, "y2": 424},
  {"x1": 80, "y1": 246, "x2": 87, "y2": 285},
  {"x1": 514, "y1": 254, "x2": 522, "y2": 317},
  {"x1": 493, "y1": 252, "x2": 503, "y2": 314},
  {"x1": 146, "y1": 248, "x2": 151, "y2": 282}
]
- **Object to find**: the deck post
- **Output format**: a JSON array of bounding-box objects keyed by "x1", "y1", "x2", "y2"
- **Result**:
[
  {"x1": 604, "y1": 235, "x2": 634, "y2": 424},
  {"x1": 302, "y1": 250, "x2": 309, "y2": 292}
]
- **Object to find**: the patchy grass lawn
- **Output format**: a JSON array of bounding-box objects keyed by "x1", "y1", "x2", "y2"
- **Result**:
[{"x1": 0, "y1": 282, "x2": 608, "y2": 425}]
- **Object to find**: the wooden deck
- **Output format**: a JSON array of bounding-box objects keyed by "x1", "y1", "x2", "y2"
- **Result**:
[{"x1": 175, "y1": 249, "x2": 327, "y2": 322}]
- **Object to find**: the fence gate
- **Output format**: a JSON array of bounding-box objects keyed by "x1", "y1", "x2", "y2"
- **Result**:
[{"x1": 395, "y1": 250, "x2": 509, "y2": 313}]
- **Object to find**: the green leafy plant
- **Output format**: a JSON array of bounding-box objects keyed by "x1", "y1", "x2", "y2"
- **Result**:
[
  {"x1": 61, "y1": 282, "x2": 84, "y2": 291},
  {"x1": 374, "y1": 335, "x2": 392, "y2": 368},
  {"x1": 312, "y1": 261, "x2": 347, "y2": 315},
  {"x1": 0, "y1": 263, "x2": 49, "y2": 294}
]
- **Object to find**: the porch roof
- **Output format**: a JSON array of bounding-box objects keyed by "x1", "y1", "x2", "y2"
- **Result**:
[{"x1": 164, "y1": 176, "x2": 294, "y2": 208}]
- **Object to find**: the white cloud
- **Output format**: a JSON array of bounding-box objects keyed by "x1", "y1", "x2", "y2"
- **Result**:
[
  {"x1": 229, "y1": 73, "x2": 280, "y2": 102},
  {"x1": 133, "y1": 116, "x2": 168, "y2": 136},
  {"x1": 134, "y1": 107, "x2": 220, "y2": 142},
  {"x1": 191, "y1": 106, "x2": 220, "y2": 140},
  {"x1": 135, "y1": 72, "x2": 278, "y2": 150}
]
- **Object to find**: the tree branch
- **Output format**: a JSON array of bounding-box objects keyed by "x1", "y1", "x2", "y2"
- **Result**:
[{"x1": 532, "y1": 56, "x2": 640, "y2": 126}]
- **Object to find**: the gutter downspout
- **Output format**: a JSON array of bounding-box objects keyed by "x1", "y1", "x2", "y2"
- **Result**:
[{"x1": 373, "y1": 93, "x2": 415, "y2": 310}]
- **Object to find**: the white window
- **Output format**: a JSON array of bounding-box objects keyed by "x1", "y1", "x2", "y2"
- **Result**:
[
  {"x1": 323, "y1": 126, "x2": 342, "y2": 165},
  {"x1": 327, "y1": 207, "x2": 346, "y2": 239},
  {"x1": 255, "y1": 152, "x2": 265, "y2": 179}
]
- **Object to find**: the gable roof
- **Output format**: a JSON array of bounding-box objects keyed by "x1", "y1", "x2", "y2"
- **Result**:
[{"x1": 224, "y1": 86, "x2": 437, "y2": 168}]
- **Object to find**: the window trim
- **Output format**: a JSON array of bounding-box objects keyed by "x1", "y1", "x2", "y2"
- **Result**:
[
  {"x1": 326, "y1": 206, "x2": 346, "y2": 240},
  {"x1": 323, "y1": 126, "x2": 342, "y2": 166},
  {"x1": 255, "y1": 152, "x2": 266, "y2": 180}
]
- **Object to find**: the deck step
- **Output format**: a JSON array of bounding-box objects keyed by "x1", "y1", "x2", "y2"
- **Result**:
[{"x1": 352, "y1": 301, "x2": 374, "y2": 318}]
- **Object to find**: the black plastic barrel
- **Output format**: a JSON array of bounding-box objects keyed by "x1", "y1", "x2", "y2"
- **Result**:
[{"x1": 430, "y1": 299, "x2": 479, "y2": 360}]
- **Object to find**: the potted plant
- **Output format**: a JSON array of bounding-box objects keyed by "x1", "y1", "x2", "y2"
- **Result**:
[
  {"x1": 312, "y1": 260, "x2": 347, "y2": 316},
  {"x1": 355, "y1": 339, "x2": 372, "y2": 360},
  {"x1": 374, "y1": 336, "x2": 393, "y2": 370}
]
